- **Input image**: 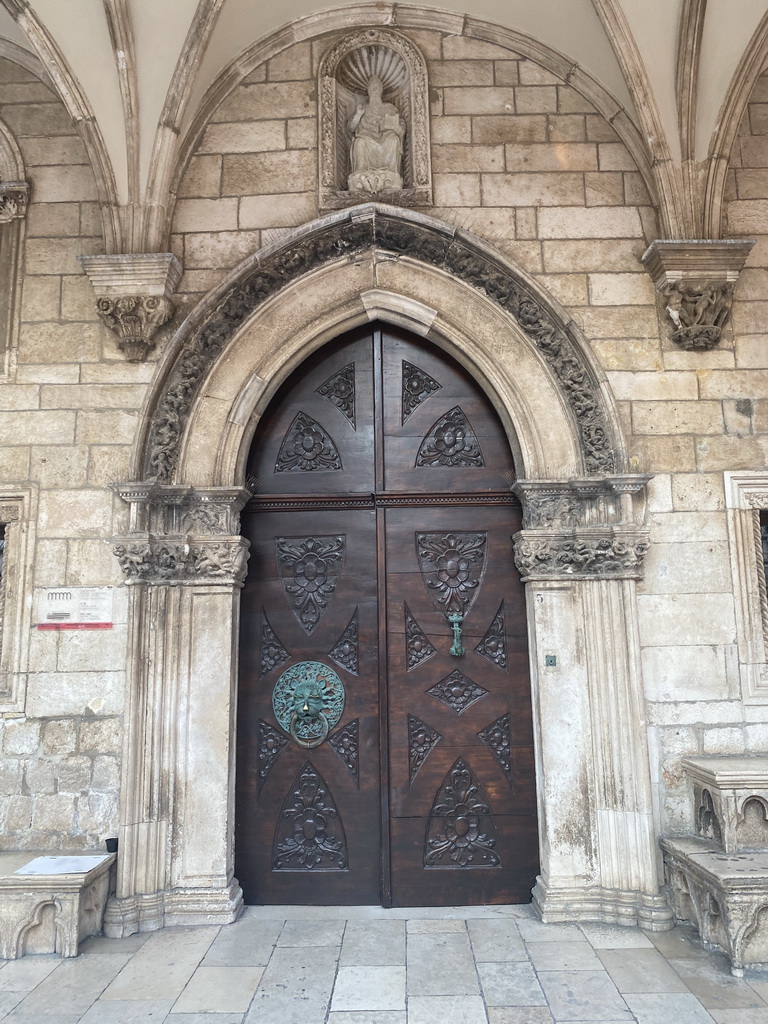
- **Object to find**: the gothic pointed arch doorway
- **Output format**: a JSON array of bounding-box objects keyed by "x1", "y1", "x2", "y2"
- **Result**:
[{"x1": 236, "y1": 321, "x2": 538, "y2": 907}]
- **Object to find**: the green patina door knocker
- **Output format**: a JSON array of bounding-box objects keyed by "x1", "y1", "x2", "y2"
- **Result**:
[{"x1": 272, "y1": 661, "x2": 346, "y2": 749}]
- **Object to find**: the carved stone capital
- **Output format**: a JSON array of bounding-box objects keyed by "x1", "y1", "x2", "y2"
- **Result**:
[
  {"x1": 512, "y1": 528, "x2": 650, "y2": 581},
  {"x1": 641, "y1": 240, "x2": 754, "y2": 350},
  {"x1": 95, "y1": 295, "x2": 173, "y2": 361},
  {"x1": 112, "y1": 482, "x2": 251, "y2": 537},
  {"x1": 78, "y1": 253, "x2": 182, "y2": 362},
  {"x1": 511, "y1": 476, "x2": 651, "y2": 581},
  {"x1": 512, "y1": 475, "x2": 652, "y2": 530},
  {"x1": 113, "y1": 533, "x2": 250, "y2": 586},
  {"x1": 0, "y1": 181, "x2": 29, "y2": 223}
]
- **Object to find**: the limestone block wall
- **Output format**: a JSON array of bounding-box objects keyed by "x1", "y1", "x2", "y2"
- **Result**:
[
  {"x1": 0, "y1": 26, "x2": 767, "y2": 854},
  {"x1": 645, "y1": 66, "x2": 768, "y2": 835},
  {"x1": 0, "y1": 56, "x2": 132, "y2": 849}
]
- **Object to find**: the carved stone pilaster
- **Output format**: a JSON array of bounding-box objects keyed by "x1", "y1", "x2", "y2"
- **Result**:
[
  {"x1": 107, "y1": 481, "x2": 251, "y2": 935},
  {"x1": 78, "y1": 253, "x2": 182, "y2": 362},
  {"x1": 512, "y1": 476, "x2": 651, "y2": 582},
  {"x1": 0, "y1": 181, "x2": 29, "y2": 223},
  {"x1": 641, "y1": 239, "x2": 754, "y2": 351}
]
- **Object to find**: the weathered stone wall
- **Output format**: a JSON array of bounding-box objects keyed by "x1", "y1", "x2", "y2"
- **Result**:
[
  {"x1": 644, "y1": 66, "x2": 768, "y2": 833},
  {"x1": 0, "y1": 55, "x2": 128, "y2": 849},
  {"x1": 0, "y1": 27, "x2": 767, "y2": 855}
]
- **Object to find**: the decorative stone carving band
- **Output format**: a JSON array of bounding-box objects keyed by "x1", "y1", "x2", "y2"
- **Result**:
[
  {"x1": 144, "y1": 206, "x2": 617, "y2": 483},
  {"x1": 512, "y1": 529, "x2": 650, "y2": 581},
  {"x1": 642, "y1": 240, "x2": 754, "y2": 350},
  {"x1": 113, "y1": 534, "x2": 250, "y2": 586},
  {"x1": 0, "y1": 181, "x2": 29, "y2": 223},
  {"x1": 79, "y1": 253, "x2": 182, "y2": 362}
]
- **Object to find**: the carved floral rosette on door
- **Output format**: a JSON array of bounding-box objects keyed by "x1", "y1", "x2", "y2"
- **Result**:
[{"x1": 236, "y1": 323, "x2": 538, "y2": 908}]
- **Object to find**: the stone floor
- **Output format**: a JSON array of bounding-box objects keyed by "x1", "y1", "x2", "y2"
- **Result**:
[{"x1": 1, "y1": 904, "x2": 768, "y2": 1023}]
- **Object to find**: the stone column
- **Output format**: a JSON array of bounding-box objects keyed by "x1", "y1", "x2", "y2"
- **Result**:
[
  {"x1": 104, "y1": 484, "x2": 250, "y2": 936},
  {"x1": 513, "y1": 477, "x2": 673, "y2": 930}
]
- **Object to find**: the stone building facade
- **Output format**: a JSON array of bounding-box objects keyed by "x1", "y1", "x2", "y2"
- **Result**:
[{"x1": 1, "y1": 2, "x2": 768, "y2": 941}]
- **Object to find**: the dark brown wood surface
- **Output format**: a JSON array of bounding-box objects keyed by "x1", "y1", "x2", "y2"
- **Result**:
[{"x1": 236, "y1": 323, "x2": 538, "y2": 906}]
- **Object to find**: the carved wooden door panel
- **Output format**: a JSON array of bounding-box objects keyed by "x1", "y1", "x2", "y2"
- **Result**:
[{"x1": 237, "y1": 324, "x2": 538, "y2": 906}]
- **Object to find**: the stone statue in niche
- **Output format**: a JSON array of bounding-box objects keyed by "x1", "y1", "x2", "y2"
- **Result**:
[
  {"x1": 318, "y1": 28, "x2": 433, "y2": 209},
  {"x1": 347, "y1": 74, "x2": 405, "y2": 193}
]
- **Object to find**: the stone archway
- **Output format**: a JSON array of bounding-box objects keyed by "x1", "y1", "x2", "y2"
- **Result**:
[{"x1": 106, "y1": 205, "x2": 672, "y2": 936}]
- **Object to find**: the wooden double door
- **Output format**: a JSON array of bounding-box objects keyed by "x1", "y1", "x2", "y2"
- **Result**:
[{"x1": 236, "y1": 324, "x2": 538, "y2": 906}]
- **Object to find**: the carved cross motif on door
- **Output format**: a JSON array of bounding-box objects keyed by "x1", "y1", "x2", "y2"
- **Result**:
[
  {"x1": 425, "y1": 758, "x2": 500, "y2": 869},
  {"x1": 416, "y1": 532, "x2": 487, "y2": 616},
  {"x1": 277, "y1": 535, "x2": 345, "y2": 633}
]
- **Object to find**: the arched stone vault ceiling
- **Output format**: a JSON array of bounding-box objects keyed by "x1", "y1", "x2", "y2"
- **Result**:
[{"x1": 1, "y1": 0, "x2": 767, "y2": 246}]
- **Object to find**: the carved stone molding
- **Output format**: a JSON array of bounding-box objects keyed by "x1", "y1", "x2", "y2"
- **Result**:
[
  {"x1": 0, "y1": 181, "x2": 29, "y2": 222},
  {"x1": 318, "y1": 29, "x2": 432, "y2": 210},
  {"x1": 641, "y1": 239, "x2": 754, "y2": 350},
  {"x1": 724, "y1": 472, "x2": 768, "y2": 704},
  {"x1": 512, "y1": 475, "x2": 651, "y2": 581},
  {"x1": 144, "y1": 206, "x2": 617, "y2": 483},
  {"x1": 78, "y1": 253, "x2": 182, "y2": 362}
]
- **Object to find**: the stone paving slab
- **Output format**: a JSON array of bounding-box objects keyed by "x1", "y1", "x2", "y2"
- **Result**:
[{"x1": 4, "y1": 909, "x2": 768, "y2": 1022}]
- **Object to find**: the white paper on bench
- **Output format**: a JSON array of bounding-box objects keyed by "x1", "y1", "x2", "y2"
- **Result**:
[{"x1": 14, "y1": 855, "x2": 111, "y2": 875}]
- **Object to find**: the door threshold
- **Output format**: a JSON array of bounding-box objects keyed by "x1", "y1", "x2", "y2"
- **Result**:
[{"x1": 240, "y1": 903, "x2": 537, "y2": 921}]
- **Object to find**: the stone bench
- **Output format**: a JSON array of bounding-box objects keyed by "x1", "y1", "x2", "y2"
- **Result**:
[
  {"x1": 662, "y1": 756, "x2": 768, "y2": 975},
  {"x1": 0, "y1": 851, "x2": 115, "y2": 959},
  {"x1": 662, "y1": 835, "x2": 768, "y2": 975}
]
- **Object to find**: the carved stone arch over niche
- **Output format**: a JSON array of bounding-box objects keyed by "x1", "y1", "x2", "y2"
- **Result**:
[
  {"x1": 318, "y1": 29, "x2": 432, "y2": 209},
  {"x1": 139, "y1": 204, "x2": 623, "y2": 487}
]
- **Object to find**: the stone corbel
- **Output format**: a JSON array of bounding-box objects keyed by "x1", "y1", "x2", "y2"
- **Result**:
[
  {"x1": 78, "y1": 253, "x2": 182, "y2": 362},
  {"x1": 641, "y1": 240, "x2": 754, "y2": 350},
  {"x1": 0, "y1": 181, "x2": 29, "y2": 223},
  {"x1": 511, "y1": 475, "x2": 652, "y2": 581}
]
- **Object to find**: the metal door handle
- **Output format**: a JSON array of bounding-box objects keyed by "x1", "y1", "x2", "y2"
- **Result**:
[{"x1": 448, "y1": 612, "x2": 465, "y2": 657}]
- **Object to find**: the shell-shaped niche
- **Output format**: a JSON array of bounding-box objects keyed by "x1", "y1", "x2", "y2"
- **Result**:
[{"x1": 318, "y1": 28, "x2": 432, "y2": 209}]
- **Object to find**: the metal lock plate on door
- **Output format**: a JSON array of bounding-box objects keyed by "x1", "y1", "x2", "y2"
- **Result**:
[{"x1": 272, "y1": 661, "x2": 345, "y2": 749}]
